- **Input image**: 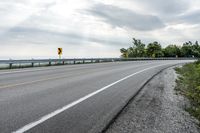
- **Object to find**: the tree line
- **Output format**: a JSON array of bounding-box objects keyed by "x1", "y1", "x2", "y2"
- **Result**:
[{"x1": 120, "y1": 38, "x2": 200, "y2": 58}]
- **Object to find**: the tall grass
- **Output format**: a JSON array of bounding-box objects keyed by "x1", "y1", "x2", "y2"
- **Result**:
[{"x1": 175, "y1": 60, "x2": 200, "y2": 121}]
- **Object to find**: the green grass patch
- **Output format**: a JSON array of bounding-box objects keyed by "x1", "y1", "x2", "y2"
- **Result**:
[{"x1": 175, "y1": 60, "x2": 200, "y2": 122}]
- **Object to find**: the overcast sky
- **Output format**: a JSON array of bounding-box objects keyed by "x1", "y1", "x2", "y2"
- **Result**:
[{"x1": 0, "y1": 0, "x2": 200, "y2": 59}]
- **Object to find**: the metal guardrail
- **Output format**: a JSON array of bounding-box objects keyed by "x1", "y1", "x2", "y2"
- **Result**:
[{"x1": 0, "y1": 57, "x2": 197, "y2": 69}]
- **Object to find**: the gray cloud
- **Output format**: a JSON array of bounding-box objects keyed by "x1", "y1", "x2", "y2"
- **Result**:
[
  {"x1": 0, "y1": 0, "x2": 199, "y2": 59},
  {"x1": 1, "y1": 26, "x2": 128, "y2": 46},
  {"x1": 133, "y1": 0, "x2": 190, "y2": 15},
  {"x1": 86, "y1": 3, "x2": 165, "y2": 31},
  {"x1": 179, "y1": 10, "x2": 200, "y2": 24}
]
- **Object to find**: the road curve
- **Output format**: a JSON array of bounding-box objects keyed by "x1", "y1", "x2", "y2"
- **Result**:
[{"x1": 0, "y1": 60, "x2": 192, "y2": 133}]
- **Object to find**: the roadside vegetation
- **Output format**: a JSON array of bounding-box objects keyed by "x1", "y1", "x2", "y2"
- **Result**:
[
  {"x1": 120, "y1": 38, "x2": 200, "y2": 58},
  {"x1": 175, "y1": 61, "x2": 200, "y2": 123},
  {"x1": 121, "y1": 38, "x2": 200, "y2": 122}
]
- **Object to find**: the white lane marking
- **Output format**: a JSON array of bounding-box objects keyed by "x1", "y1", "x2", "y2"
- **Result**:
[
  {"x1": 0, "y1": 63, "x2": 120, "y2": 75},
  {"x1": 13, "y1": 63, "x2": 171, "y2": 133},
  {"x1": 0, "y1": 61, "x2": 157, "y2": 75},
  {"x1": 0, "y1": 65, "x2": 90, "y2": 75},
  {"x1": 0, "y1": 63, "x2": 156, "y2": 89},
  {"x1": 0, "y1": 64, "x2": 90, "y2": 75},
  {"x1": 0, "y1": 67, "x2": 60, "y2": 75},
  {"x1": 0, "y1": 61, "x2": 122, "y2": 75}
]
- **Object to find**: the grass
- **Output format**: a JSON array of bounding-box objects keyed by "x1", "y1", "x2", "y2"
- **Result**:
[{"x1": 175, "y1": 60, "x2": 200, "y2": 122}]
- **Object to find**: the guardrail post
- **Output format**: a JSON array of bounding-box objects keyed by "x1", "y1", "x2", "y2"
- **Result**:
[
  {"x1": 49, "y1": 62, "x2": 51, "y2": 66},
  {"x1": 9, "y1": 63, "x2": 12, "y2": 69},
  {"x1": 74, "y1": 60, "x2": 76, "y2": 64},
  {"x1": 83, "y1": 60, "x2": 85, "y2": 64},
  {"x1": 63, "y1": 61, "x2": 65, "y2": 65},
  {"x1": 31, "y1": 62, "x2": 34, "y2": 67}
]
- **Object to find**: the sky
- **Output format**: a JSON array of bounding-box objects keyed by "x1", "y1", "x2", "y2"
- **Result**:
[{"x1": 0, "y1": 0, "x2": 200, "y2": 59}]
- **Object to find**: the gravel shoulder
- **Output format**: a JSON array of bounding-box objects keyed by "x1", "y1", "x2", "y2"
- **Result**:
[{"x1": 105, "y1": 67, "x2": 200, "y2": 133}]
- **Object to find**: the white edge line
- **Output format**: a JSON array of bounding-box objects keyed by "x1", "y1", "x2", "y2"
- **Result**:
[
  {"x1": 13, "y1": 63, "x2": 170, "y2": 133},
  {"x1": 0, "y1": 63, "x2": 87, "y2": 75},
  {"x1": 0, "y1": 61, "x2": 160, "y2": 75},
  {"x1": 0, "y1": 67, "x2": 58, "y2": 75}
]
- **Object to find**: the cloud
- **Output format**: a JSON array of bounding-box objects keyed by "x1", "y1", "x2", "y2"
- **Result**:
[
  {"x1": 86, "y1": 3, "x2": 165, "y2": 31},
  {"x1": 0, "y1": 0, "x2": 200, "y2": 59},
  {"x1": 179, "y1": 10, "x2": 200, "y2": 24},
  {"x1": 132, "y1": 0, "x2": 190, "y2": 15},
  {"x1": 0, "y1": 0, "x2": 56, "y2": 34},
  {"x1": 1, "y1": 26, "x2": 128, "y2": 47}
]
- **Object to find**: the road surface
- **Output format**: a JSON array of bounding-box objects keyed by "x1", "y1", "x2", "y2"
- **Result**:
[{"x1": 0, "y1": 60, "x2": 192, "y2": 133}]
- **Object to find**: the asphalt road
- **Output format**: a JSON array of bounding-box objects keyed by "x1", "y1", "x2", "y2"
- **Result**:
[{"x1": 0, "y1": 60, "x2": 192, "y2": 133}]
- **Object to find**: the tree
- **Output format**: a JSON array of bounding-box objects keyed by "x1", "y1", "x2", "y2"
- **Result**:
[
  {"x1": 132, "y1": 38, "x2": 146, "y2": 57},
  {"x1": 120, "y1": 38, "x2": 200, "y2": 58},
  {"x1": 192, "y1": 41, "x2": 200, "y2": 57},
  {"x1": 180, "y1": 41, "x2": 200, "y2": 57},
  {"x1": 181, "y1": 41, "x2": 193, "y2": 57},
  {"x1": 163, "y1": 45, "x2": 181, "y2": 57},
  {"x1": 120, "y1": 38, "x2": 146, "y2": 58},
  {"x1": 147, "y1": 41, "x2": 163, "y2": 57},
  {"x1": 120, "y1": 48, "x2": 128, "y2": 58}
]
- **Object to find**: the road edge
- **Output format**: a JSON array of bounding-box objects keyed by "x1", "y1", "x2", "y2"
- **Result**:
[{"x1": 101, "y1": 63, "x2": 184, "y2": 133}]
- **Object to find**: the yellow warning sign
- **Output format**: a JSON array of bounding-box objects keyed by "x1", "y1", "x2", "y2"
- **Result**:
[{"x1": 58, "y1": 48, "x2": 62, "y2": 55}]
